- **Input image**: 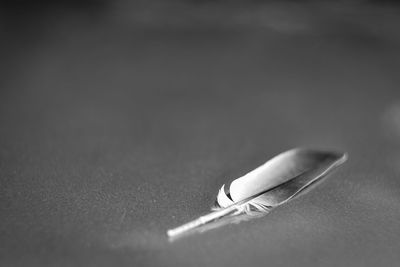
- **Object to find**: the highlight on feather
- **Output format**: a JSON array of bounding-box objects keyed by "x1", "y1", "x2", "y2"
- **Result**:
[{"x1": 167, "y1": 148, "x2": 347, "y2": 238}]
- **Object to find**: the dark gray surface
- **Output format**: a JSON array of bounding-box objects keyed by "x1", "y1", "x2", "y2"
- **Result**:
[{"x1": 1, "y1": 1, "x2": 400, "y2": 266}]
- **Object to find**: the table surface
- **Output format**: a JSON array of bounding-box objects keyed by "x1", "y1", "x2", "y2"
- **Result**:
[{"x1": 1, "y1": 1, "x2": 400, "y2": 266}]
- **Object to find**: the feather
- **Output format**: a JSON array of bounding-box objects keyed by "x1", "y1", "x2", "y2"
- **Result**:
[{"x1": 167, "y1": 148, "x2": 347, "y2": 238}]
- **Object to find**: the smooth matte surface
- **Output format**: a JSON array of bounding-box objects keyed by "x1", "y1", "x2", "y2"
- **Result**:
[{"x1": 1, "y1": 2, "x2": 400, "y2": 266}]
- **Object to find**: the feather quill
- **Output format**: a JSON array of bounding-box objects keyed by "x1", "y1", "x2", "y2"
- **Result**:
[{"x1": 167, "y1": 148, "x2": 347, "y2": 238}]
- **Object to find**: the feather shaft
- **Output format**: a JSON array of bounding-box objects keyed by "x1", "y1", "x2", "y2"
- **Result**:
[{"x1": 167, "y1": 205, "x2": 239, "y2": 237}]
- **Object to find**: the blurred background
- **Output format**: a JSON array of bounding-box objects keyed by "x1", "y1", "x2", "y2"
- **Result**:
[{"x1": 1, "y1": 1, "x2": 400, "y2": 266}]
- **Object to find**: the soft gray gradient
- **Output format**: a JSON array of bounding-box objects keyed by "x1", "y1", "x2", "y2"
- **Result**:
[{"x1": 1, "y1": 1, "x2": 400, "y2": 266}]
